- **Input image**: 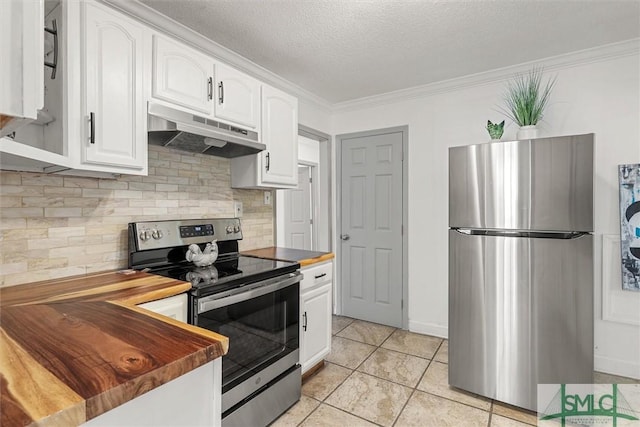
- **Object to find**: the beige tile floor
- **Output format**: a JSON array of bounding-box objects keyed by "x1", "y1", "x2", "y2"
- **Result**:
[{"x1": 271, "y1": 316, "x2": 639, "y2": 427}]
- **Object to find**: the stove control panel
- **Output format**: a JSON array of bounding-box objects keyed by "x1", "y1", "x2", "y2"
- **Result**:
[
  {"x1": 131, "y1": 218, "x2": 243, "y2": 251},
  {"x1": 180, "y1": 224, "x2": 214, "y2": 238}
]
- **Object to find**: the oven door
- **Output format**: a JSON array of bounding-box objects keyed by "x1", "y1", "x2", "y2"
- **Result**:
[{"x1": 193, "y1": 272, "x2": 300, "y2": 411}]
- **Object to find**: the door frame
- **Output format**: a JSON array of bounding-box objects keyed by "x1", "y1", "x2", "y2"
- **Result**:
[
  {"x1": 336, "y1": 126, "x2": 409, "y2": 330},
  {"x1": 275, "y1": 125, "x2": 333, "y2": 252}
]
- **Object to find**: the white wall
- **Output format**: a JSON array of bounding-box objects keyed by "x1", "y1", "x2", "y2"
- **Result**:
[
  {"x1": 331, "y1": 42, "x2": 640, "y2": 378},
  {"x1": 299, "y1": 98, "x2": 332, "y2": 135}
]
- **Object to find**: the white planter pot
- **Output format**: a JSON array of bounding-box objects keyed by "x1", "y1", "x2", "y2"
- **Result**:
[{"x1": 517, "y1": 125, "x2": 538, "y2": 140}]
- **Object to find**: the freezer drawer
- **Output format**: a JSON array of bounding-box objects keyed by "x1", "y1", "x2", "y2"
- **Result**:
[
  {"x1": 449, "y1": 134, "x2": 594, "y2": 232},
  {"x1": 448, "y1": 230, "x2": 593, "y2": 411}
]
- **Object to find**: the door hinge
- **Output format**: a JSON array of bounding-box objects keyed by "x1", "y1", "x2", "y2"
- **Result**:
[
  {"x1": 310, "y1": 219, "x2": 313, "y2": 225},
  {"x1": 401, "y1": 299, "x2": 404, "y2": 309},
  {"x1": 309, "y1": 177, "x2": 312, "y2": 183},
  {"x1": 401, "y1": 225, "x2": 403, "y2": 235}
]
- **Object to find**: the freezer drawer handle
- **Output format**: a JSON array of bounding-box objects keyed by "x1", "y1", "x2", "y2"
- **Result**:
[{"x1": 453, "y1": 228, "x2": 590, "y2": 239}]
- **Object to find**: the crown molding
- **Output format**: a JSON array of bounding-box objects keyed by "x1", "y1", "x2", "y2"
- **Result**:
[
  {"x1": 101, "y1": 0, "x2": 333, "y2": 114},
  {"x1": 332, "y1": 38, "x2": 640, "y2": 113},
  {"x1": 95, "y1": 1, "x2": 639, "y2": 116}
]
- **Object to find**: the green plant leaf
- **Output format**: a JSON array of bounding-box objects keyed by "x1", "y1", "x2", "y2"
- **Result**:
[{"x1": 499, "y1": 67, "x2": 556, "y2": 126}]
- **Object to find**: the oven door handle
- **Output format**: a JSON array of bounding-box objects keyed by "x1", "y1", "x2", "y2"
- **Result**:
[{"x1": 198, "y1": 272, "x2": 301, "y2": 313}]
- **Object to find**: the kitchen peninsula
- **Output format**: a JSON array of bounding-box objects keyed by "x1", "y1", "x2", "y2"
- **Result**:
[{"x1": 0, "y1": 270, "x2": 228, "y2": 427}]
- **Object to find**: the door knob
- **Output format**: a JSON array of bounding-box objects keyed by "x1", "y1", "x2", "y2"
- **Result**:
[{"x1": 340, "y1": 234, "x2": 350, "y2": 241}]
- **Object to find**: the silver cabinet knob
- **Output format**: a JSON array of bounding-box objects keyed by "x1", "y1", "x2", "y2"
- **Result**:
[
  {"x1": 340, "y1": 234, "x2": 350, "y2": 241},
  {"x1": 226, "y1": 225, "x2": 234, "y2": 234},
  {"x1": 151, "y1": 229, "x2": 163, "y2": 240},
  {"x1": 139, "y1": 230, "x2": 150, "y2": 241}
]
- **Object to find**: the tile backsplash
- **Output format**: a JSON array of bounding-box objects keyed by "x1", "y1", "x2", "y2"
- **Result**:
[{"x1": 0, "y1": 145, "x2": 273, "y2": 287}]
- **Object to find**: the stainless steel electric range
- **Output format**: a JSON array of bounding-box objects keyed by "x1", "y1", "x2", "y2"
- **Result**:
[{"x1": 128, "y1": 218, "x2": 301, "y2": 427}]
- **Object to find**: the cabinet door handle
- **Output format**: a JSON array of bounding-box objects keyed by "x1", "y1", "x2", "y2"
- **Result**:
[
  {"x1": 44, "y1": 20, "x2": 58, "y2": 80},
  {"x1": 265, "y1": 152, "x2": 270, "y2": 171},
  {"x1": 314, "y1": 273, "x2": 327, "y2": 279},
  {"x1": 218, "y1": 81, "x2": 224, "y2": 103},
  {"x1": 303, "y1": 311, "x2": 307, "y2": 331},
  {"x1": 208, "y1": 77, "x2": 213, "y2": 100},
  {"x1": 89, "y1": 112, "x2": 95, "y2": 144}
]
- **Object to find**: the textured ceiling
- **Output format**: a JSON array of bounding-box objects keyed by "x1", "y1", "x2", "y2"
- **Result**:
[{"x1": 140, "y1": 0, "x2": 640, "y2": 104}]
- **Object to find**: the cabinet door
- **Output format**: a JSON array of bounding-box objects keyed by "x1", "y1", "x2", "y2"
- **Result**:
[
  {"x1": 214, "y1": 62, "x2": 260, "y2": 129},
  {"x1": 153, "y1": 35, "x2": 214, "y2": 115},
  {"x1": 261, "y1": 85, "x2": 298, "y2": 186},
  {"x1": 0, "y1": 0, "x2": 44, "y2": 134},
  {"x1": 137, "y1": 294, "x2": 188, "y2": 323},
  {"x1": 300, "y1": 283, "x2": 332, "y2": 373},
  {"x1": 83, "y1": 1, "x2": 145, "y2": 170}
]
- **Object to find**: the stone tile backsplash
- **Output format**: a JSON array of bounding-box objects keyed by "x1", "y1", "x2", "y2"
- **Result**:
[{"x1": 0, "y1": 145, "x2": 273, "y2": 287}]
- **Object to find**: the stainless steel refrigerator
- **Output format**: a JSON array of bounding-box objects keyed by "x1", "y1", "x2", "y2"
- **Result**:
[{"x1": 448, "y1": 134, "x2": 594, "y2": 411}]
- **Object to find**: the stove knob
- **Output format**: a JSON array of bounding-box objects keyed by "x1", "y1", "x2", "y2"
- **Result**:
[
  {"x1": 233, "y1": 225, "x2": 240, "y2": 233},
  {"x1": 152, "y1": 229, "x2": 163, "y2": 240},
  {"x1": 139, "y1": 230, "x2": 150, "y2": 241},
  {"x1": 226, "y1": 225, "x2": 234, "y2": 234}
]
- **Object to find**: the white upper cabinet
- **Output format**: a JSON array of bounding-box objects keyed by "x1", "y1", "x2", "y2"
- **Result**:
[
  {"x1": 152, "y1": 39, "x2": 260, "y2": 132},
  {"x1": 0, "y1": 0, "x2": 44, "y2": 133},
  {"x1": 260, "y1": 85, "x2": 298, "y2": 187},
  {"x1": 213, "y1": 62, "x2": 260, "y2": 130},
  {"x1": 1, "y1": 0, "x2": 148, "y2": 176},
  {"x1": 0, "y1": 0, "x2": 72, "y2": 173},
  {"x1": 152, "y1": 35, "x2": 214, "y2": 116},
  {"x1": 231, "y1": 84, "x2": 297, "y2": 189},
  {"x1": 81, "y1": 1, "x2": 146, "y2": 172}
]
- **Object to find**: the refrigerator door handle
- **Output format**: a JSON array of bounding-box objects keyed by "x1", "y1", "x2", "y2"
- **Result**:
[{"x1": 452, "y1": 228, "x2": 590, "y2": 239}]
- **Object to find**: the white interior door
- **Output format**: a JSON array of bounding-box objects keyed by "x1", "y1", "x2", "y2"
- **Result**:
[
  {"x1": 283, "y1": 166, "x2": 313, "y2": 250},
  {"x1": 340, "y1": 131, "x2": 403, "y2": 327}
]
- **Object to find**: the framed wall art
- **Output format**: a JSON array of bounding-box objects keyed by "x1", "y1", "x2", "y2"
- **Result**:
[{"x1": 619, "y1": 163, "x2": 640, "y2": 291}]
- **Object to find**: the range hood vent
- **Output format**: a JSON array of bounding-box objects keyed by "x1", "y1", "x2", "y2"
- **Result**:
[{"x1": 147, "y1": 102, "x2": 265, "y2": 158}]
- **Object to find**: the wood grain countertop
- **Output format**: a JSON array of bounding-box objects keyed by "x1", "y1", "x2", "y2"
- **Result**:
[
  {"x1": 0, "y1": 270, "x2": 229, "y2": 427},
  {"x1": 242, "y1": 247, "x2": 334, "y2": 267}
]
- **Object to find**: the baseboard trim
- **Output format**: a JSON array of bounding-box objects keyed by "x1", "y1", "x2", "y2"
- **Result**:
[
  {"x1": 409, "y1": 320, "x2": 448, "y2": 339},
  {"x1": 595, "y1": 355, "x2": 640, "y2": 380}
]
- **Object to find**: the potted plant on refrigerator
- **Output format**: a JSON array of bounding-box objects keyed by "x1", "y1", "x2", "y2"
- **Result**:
[
  {"x1": 486, "y1": 120, "x2": 505, "y2": 141},
  {"x1": 501, "y1": 67, "x2": 556, "y2": 140}
]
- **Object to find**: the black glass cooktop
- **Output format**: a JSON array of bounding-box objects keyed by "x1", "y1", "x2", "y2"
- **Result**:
[{"x1": 149, "y1": 255, "x2": 299, "y2": 296}]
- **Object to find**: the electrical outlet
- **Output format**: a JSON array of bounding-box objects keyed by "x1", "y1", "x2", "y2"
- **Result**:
[
  {"x1": 264, "y1": 191, "x2": 272, "y2": 205},
  {"x1": 234, "y1": 201, "x2": 243, "y2": 218}
]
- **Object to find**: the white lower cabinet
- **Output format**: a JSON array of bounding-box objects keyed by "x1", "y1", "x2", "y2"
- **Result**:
[
  {"x1": 137, "y1": 293, "x2": 188, "y2": 323},
  {"x1": 83, "y1": 359, "x2": 222, "y2": 427},
  {"x1": 299, "y1": 261, "x2": 333, "y2": 374}
]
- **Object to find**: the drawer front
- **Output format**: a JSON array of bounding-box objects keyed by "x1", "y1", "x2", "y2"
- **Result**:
[{"x1": 301, "y1": 261, "x2": 333, "y2": 292}]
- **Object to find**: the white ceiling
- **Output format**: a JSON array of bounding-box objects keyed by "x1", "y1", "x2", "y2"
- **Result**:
[{"x1": 140, "y1": 0, "x2": 640, "y2": 104}]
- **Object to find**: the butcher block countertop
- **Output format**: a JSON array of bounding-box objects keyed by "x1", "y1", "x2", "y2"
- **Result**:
[
  {"x1": 242, "y1": 247, "x2": 334, "y2": 267},
  {"x1": 0, "y1": 270, "x2": 229, "y2": 427}
]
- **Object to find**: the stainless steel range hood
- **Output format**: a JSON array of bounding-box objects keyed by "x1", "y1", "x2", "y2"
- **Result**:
[{"x1": 147, "y1": 102, "x2": 265, "y2": 158}]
